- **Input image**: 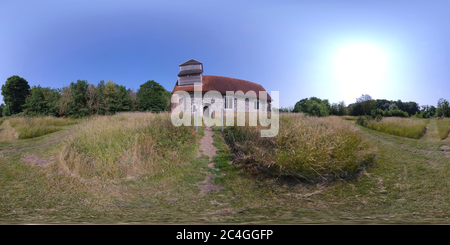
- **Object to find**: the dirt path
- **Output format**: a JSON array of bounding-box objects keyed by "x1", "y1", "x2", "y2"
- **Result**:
[
  {"x1": 196, "y1": 126, "x2": 217, "y2": 161},
  {"x1": 195, "y1": 126, "x2": 224, "y2": 195}
]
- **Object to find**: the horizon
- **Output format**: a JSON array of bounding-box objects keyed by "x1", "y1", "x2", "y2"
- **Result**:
[{"x1": 1, "y1": 0, "x2": 449, "y2": 108}]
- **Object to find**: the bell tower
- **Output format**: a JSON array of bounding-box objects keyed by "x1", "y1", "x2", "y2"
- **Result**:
[{"x1": 177, "y1": 59, "x2": 203, "y2": 86}]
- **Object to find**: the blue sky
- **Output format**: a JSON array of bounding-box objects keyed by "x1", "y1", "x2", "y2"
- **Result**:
[{"x1": 1, "y1": 0, "x2": 449, "y2": 108}]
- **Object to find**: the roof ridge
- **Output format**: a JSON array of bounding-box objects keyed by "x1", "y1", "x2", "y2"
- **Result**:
[
  {"x1": 202, "y1": 75, "x2": 262, "y2": 87},
  {"x1": 179, "y1": 59, "x2": 202, "y2": 66}
]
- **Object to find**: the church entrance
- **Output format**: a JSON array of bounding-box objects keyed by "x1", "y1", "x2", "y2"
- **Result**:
[{"x1": 203, "y1": 106, "x2": 210, "y2": 118}]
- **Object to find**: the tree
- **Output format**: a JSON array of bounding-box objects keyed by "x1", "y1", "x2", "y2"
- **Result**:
[
  {"x1": 23, "y1": 85, "x2": 61, "y2": 116},
  {"x1": 0, "y1": 103, "x2": 5, "y2": 117},
  {"x1": 137, "y1": 80, "x2": 170, "y2": 111},
  {"x1": 102, "y1": 80, "x2": 117, "y2": 114},
  {"x1": 307, "y1": 100, "x2": 328, "y2": 117},
  {"x1": 330, "y1": 103, "x2": 339, "y2": 115},
  {"x1": 337, "y1": 101, "x2": 348, "y2": 115},
  {"x1": 293, "y1": 98, "x2": 308, "y2": 113},
  {"x1": 70, "y1": 80, "x2": 89, "y2": 117},
  {"x1": 101, "y1": 80, "x2": 131, "y2": 114},
  {"x1": 437, "y1": 98, "x2": 450, "y2": 117},
  {"x1": 56, "y1": 80, "x2": 89, "y2": 117},
  {"x1": 128, "y1": 88, "x2": 138, "y2": 111},
  {"x1": 349, "y1": 94, "x2": 376, "y2": 116},
  {"x1": 86, "y1": 83, "x2": 97, "y2": 115},
  {"x1": 1, "y1": 75, "x2": 30, "y2": 115},
  {"x1": 356, "y1": 94, "x2": 373, "y2": 103},
  {"x1": 95, "y1": 80, "x2": 107, "y2": 115},
  {"x1": 430, "y1": 105, "x2": 436, "y2": 117},
  {"x1": 293, "y1": 97, "x2": 330, "y2": 116},
  {"x1": 56, "y1": 86, "x2": 73, "y2": 116}
]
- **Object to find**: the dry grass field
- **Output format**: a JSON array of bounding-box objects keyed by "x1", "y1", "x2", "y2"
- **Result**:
[
  {"x1": 360, "y1": 117, "x2": 429, "y2": 139},
  {"x1": 8, "y1": 116, "x2": 78, "y2": 139},
  {"x1": 1, "y1": 113, "x2": 450, "y2": 224},
  {"x1": 59, "y1": 113, "x2": 199, "y2": 179},
  {"x1": 222, "y1": 114, "x2": 376, "y2": 181}
]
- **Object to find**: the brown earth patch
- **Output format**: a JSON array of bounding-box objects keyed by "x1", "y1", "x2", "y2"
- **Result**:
[
  {"x1": 441, "y1": 145, "x2": 450, "y2": 158},
  {"x1": 20, "y1": 154, "x2": 56, "y2": 167},
  {"x1": 196, "y1": 174, "x2": 224, "y2": 196},
  {"x1": 207, "y1": 208, "x2": 236, "y2": 215},
  {"x1": 165, "y1": 198, "x2": 180, "y2": 202}
]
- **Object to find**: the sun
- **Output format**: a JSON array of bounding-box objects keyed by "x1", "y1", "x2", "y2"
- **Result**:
[{"x1": 333, "y1": 43, "x2": 388, "y2": 99}]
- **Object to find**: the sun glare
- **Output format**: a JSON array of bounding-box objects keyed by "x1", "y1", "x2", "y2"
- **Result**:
[{"x1": 333, "y1": 43, "x2": 388, "y2": 100}]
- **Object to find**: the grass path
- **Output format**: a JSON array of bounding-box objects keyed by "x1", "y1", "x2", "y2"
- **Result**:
[{"x1": 422, "y1": 118, "x2": 439, "y2": 142}]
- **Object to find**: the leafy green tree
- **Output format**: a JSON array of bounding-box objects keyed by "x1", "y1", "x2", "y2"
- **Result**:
[
  {"x1": 337, "y1": 101, "x2": 348, "y2": 115},
  {"x1": 23, "y1": 85, "x2": 61, "y2": 116},
  {"x1": 376, "y1": 99, "x2": 391, "y2": 111},
  {"x1": 293, "y1": 97, "x2": 330, "y2": 116},
  {"x1": 430, "y1": 105, "x2": 436, "y2": 117},
  {"x1": 128, "y1": 88, "x2": 138, "y2": 111},
  {"x1": 95, "y1": 80, "x2": 107, "y2": 115},
  {"x1": 114, "y1": 84, "x2": 131, "y2": 112},
  {"x1": 101, "y1": 80, "x2": 132, "y2": 114},
  {"x1": 102, "y1": 80, "x2": 117, "y2": 114},
  {"x1": 349, "y1": 94, "x2": 376, "y2": 116},
  {"x1": 86, "y1": 83, "x2": 97, "y2": 115},
  {"x1": 0, "y1": 103, "x2": 5, "y2": 117},
  {"x1": 137, "y1": 80, "x2": 170, "y2": 111},
  {"x1": 293, "y1": 98, "x2": 308, "y2": 113},
  {"x1": 356, "y1": 94, "x2": 373, "y2": 103},
  {"x1": 330, "y1": 103, "x2": 339, "y2": 115},
  {"x1": 68, "y1": 80, "x2": 89, "y2": 117},
  {"x1": 437, "y1": 98, "x2": 450, "y2": 117},
  {"x1": 56, "y1": 86, "x2": 72, "y2": 116},
  {"x1": 56, "y1": 80, "x2": 89, "y2": 117},
  {"x1": 307, "y1": 100, "x2": 328, "y2": 117},
  {"x1": 402, "y1": 101, "x2": 420, "y2": 116},
  {"x1": 1, "y1": 75, "x2": 30, "y2": 115}
]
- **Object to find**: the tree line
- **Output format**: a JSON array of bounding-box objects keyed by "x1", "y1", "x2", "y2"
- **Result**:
[
  {"x1": 292, "y1": 94, "x2": 450, "y2": 118},
  {"x1": 0, "y1": 75, "x2": 171, "y2": 118}
]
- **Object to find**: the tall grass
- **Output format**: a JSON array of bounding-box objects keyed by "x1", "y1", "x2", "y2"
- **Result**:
[
  {"x1": 222, "y1": 114, "x2": 376, "y2": 181},
  {"x1": 436, "y1": 118, "x2": 450, "y2": 139},
  {"x1": 59, "y1": 113, "x2": 199, "y2": 179},
  {"x1": 8, "y1": 116, "x2": 78, "y2": 139},
  {"x1": 0, "y1": 118, "x2": 4, "y2": 126},
  {"x1": 340, "y1": 116, "x2": 358, "y2": 121},
  {"x1": 361, "y1": 117, "x2": 428, "y2": 139}
]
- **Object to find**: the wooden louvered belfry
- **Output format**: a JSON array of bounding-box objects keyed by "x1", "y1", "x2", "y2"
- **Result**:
[{"x1": 177, "y1": 59, "x2": 203, "y2": 86}]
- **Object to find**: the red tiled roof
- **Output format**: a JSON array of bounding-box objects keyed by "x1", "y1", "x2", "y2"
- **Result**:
[{"x1": 171, "y1": 75, "x2": 272, "y2": 101}]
